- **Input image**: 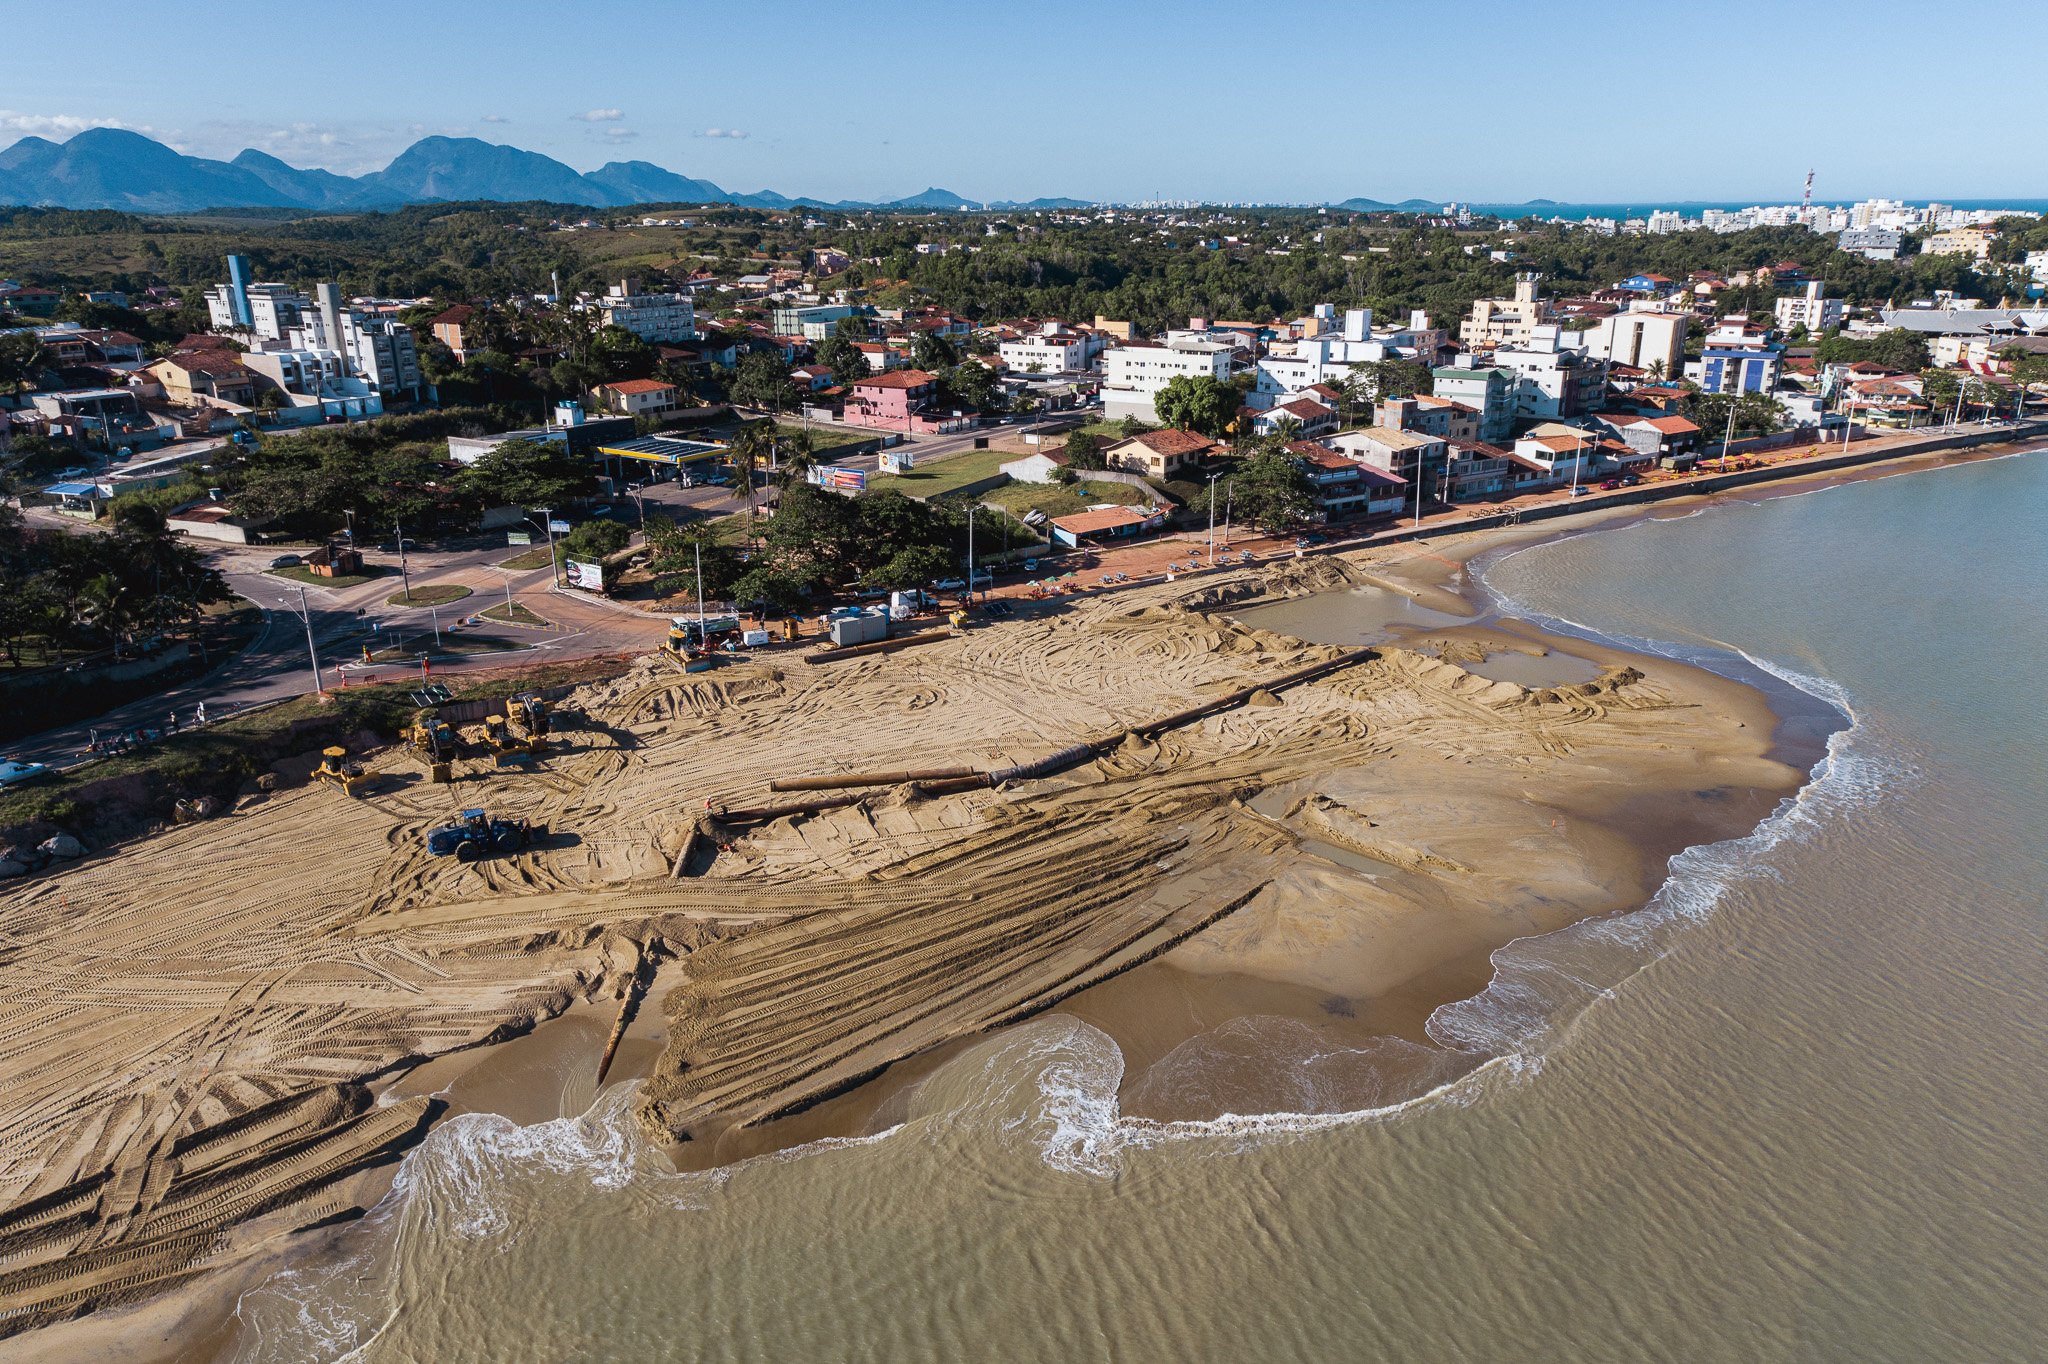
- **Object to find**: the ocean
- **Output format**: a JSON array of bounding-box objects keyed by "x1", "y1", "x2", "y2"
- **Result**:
[
  {"x1": 214, "y1": 450, "x2": 2047, "y2": 1362},
  {"x1": 1460, "y1": 198, "x2": 2048, "y2": 221}
]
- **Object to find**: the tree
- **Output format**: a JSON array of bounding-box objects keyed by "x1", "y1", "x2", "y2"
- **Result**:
[
  {"x1": 643, "y1": 518, "x2": 742, "y2": 600},
  {"x1": 454, "y1": 438, "x2": 596, "y2": 511},
  {"x1": 1223, "y1": 444, "x2": 1317, "y2": 533},
  {"x1": 863, "y1": 543, "x2": 952, "y2": 589},
  {"x1": 1153, "y1": 373, "x2": 1240, "y2": 437},
  {"x1": 772, "y1": 427, "x2": 818, "y2": 488},
  {"x1": 1814, "y1": 327, "x2": 1930, "y2": 372},
  {"x1": 0, "y1": 331, "x2": 43, "y2": 398},
  {"x1": 730, "y1": 352, "x2": 794, "y2": 411},
  {"x1": 587, "y1": 325, "x2": 657, "y2": 383},
  {"x1": 1366, "y1": 358, "x2": 1432, "y2": 403},
  {"x1": 816, "y1": 332, "x2": 870, "y2": 390},
  {"x1": 938, "y1": 360, "x2": 1002, "y2": 413},
  {"x1": 1063, "y1": 429, "x2": 1106, "y2": 471},
  {"x1": 910, "y1": 331, "x2": 958, "y2": 371}
]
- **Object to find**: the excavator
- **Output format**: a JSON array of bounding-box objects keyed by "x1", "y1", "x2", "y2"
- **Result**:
[{"x1": 506, "y1": 693, "x2": 551, "y2": 753}]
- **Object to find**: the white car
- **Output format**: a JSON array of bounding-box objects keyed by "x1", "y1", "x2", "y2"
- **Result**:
[{"x1": 931, "y1": 577, "x2": 967, "y2": 591}]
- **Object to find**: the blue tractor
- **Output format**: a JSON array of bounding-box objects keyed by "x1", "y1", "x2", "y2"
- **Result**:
[{"x1": 426, "y1": 808, "x2": 547, "y2": 862}]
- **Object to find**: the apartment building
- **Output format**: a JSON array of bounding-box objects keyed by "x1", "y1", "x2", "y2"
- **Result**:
[
  {"x1": 1458, "y1": 274, "x2": 1551, "y2": 349},
  {"x1": 1101, "y1": 337, "x2": 1235, "y2": 422},
  {"x1": 1774, "y1": 281, "x2": 1845, "y2": 334},
  {"x1": 599, "y1": 279, "x2": 696, "y2": 343},
  {"x1": 1585, "y1": 308, "x2": 1688, "y2": 376}
]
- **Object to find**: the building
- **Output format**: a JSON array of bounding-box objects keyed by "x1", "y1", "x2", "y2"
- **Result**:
[
  {"x1": 1101, "y1": 428, "x2": 1217, "y2": 479},
  {"x1": 1329, "y1": 426, "x2": 1445, "y2": 487},
  {"x1": 1774, "y1": 281, "x2": 1845, "y2": 334},
  {"x1": 1048, "y1": 504, "x2": 1168, "y2": 548},
  {"x1": 1101, "y1": 338, "x2": 1235, "y2": 423},
  {"x1": 998, "y1": 451, "x2": 1070, "y2": 484},
  {"x1": 447, "y1": 405, "x2": 636, "y2": 465},
  {"x1": 1459, "y1": 274, "x2": 1551, "y2": 349},
  {"x1": 238, "y1": 347, "x2": 384, "y2": 421},
  {"x1": 1289, "y1": 441, "x2": 1408, "y2": 519},
  {"x1": 771, "y1": 303, "x2": 861, "y2": 342},
  {"x1": 594, "y1": 378, "x2": 679, "y2": 417},
  {"x1": 1585, "y1": 309, "x2": 1688, "y2": 377},
  {"x1": 599, "y1": 279, "x2": 696, "y2": 343},
  {"x1": 842, "y1": 369, "x2": 968, "y2": 433},
  {"x1": 1839, "y1": 226, "x2": 1904, "y2": 261},
  {"x1": 1250, "y1": 396, "x2": 1337, "y2": 437},
  {"x1": 1687, "y1": 317, "x2": 1785, "y2": 393},
  {"x1": 1374, "y1": 395, "x2": 1480, "y2": 444},
  {"x1": 430, "y1": 304, "x2": 476, "y2": 361},
  {"x1": 1923, "y1": 225, "x2": 1997, "y2": 259},
  {"x1": 999, "y1": 327, "x2": 1094, "y2": 375},
  {"x1": 145, "y1": 351, "x2": 256, "y2": 406},
  {"x1": 1430, "y1": 361, "x2": 1517, "y2": 443},
  {"x1": 1491, "y1": 327, "x2": 1608, "y2": 423},
  {"x1": 337, "y1": 316, "x2": 423, "y2": 396},
  {"x1": 1594, "y1": 412, "x2": 1702, "y2": 464}
]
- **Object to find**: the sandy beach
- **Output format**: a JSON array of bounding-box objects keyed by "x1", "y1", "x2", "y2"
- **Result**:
[{"x1": 0, "y1": 494, "x2": 1825, "y2": 1354}]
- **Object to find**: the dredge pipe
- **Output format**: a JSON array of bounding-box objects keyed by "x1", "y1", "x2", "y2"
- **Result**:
[
  {"x1": 769, "y1": 766, "x2": 977, "y2": 792},
  {"x1": 712, "y1": 791, "x2": 873, "y2": 826},
  {"x1": 802, "y1": 630, "x2": 952, "y2": 665}
]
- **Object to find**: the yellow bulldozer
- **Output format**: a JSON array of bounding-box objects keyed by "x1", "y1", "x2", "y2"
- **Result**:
[
  {"x1": 404, "y1": 709, "x2": 458, "y2": 784},
  {"x1": 506, "y1": 692, "x2": 550, "y2": 753},
  {"x1": 314, "y1": 746, "x2": 372, "y2": 798}
]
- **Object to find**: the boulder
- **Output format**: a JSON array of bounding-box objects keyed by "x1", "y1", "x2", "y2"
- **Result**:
[
  {"x1": 0, "y1": 858, "x2": 26, "y2": 879},
  {"x1": 2, "y1": 845, "x2": 46, "y2": 870},
  {"x1": 255, "y1": 772, "x2": 280, "y2": 793},
  {"x1": 38, "y1": 833, "x2": 85, "y2": 860}
]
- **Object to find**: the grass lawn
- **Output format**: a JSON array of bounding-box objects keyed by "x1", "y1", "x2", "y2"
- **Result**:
[
  {"x1": 267, "y1": 564, "x2": 387, "y2": 589},
  {"x1": 481, "y1": 601, "x2": 551, "y2": 627},
  {"x1": 497, "y1": 545, "x2": 557, "y2": 571},
  {"x1": 973, "y1": 479, "x2": 1151, "y2": 521},
  {"x1": 866, "y1": 447, "x2": 1013, "y2": 498},
  {"x1": 1076, "y1": 419, "x2": 1146, "y2": 440},
  {"x1": 385, "y1": 584, "x2": 473, "y2": 608},
  {"x1": 776, "y1": 420, "x2": 871, "y2": 453}
]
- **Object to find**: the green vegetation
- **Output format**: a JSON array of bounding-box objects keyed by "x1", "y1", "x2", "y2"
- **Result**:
[
  {"x1": 865, "y1": 447, "x2": 1012, "y2": 498},
  {"x1": 481, "y1": 601, "x2": 551, "y2": 626},
  {"x1": 976, "y1": 479, "x2": 1148, "y2": 521},
  {"x1": 498, "y1": 545, "x2": 557, "y2": 570},
  {"x1": 1154, "y1": 374, "x2": 1241, "y2": 437},
  {"x1": 385, "y1": 583, "x2": 473, "y2": 608},
  {"x1": 267, "y1": 563, "x2": 385, "y2": 588}
]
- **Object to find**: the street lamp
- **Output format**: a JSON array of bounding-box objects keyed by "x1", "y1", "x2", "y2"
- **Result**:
[
  {"x1": 276, "y1": 588, "x2": 325, "y2": 699},
  {"x1": 529, "y1": 509, "x2": 563, "y2": 586},
  {"x1": 1206, "y1": 471, "x2": 1220, "y2": 566}
]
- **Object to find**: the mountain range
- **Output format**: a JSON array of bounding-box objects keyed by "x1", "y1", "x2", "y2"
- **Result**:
[{"x1": 0, "y1": 128, "x2": 1096, "y2": 215}]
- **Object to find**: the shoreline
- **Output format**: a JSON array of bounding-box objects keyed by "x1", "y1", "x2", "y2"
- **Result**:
[{"x1": 9, "y1": 441, "x2": 2028, "y2": 1360}]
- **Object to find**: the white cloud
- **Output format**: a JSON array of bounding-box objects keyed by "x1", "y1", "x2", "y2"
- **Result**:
[
  {"x1": 0, "y1": 110, "x2": 127, "y2": 137},
  {"x1": 603, "y1": 127, "x2": 639, "y2": 141},
  {"x1": 696, "y1": 127, "x2": 750, "y2": 140},
  {"x1": 481, "y1": 113, "x2": 510, "y2": 124},
  {"x1": 571, "y1": 108, "x2": 624, "y2": 123}
]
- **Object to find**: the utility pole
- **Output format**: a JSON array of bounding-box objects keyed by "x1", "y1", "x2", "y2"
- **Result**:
[
  {"x1": 1207, "y1": 471, "x2": 1219, "y2": 566},
  {"x1": 394, "y1": 516, "x2": 412, "y2": 601},
  {"x1": 428, "y1": 602, "x2": 442, "y2": 648},
  {"x1": 282, "y1": 588, "x2": 323, "y2": 699},
  {"x1": 537, "y1": 509, "x2": 563, "y2": 586}
]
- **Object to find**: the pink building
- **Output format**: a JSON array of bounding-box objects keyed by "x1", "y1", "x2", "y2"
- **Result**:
[{"x1": 841, "y1": 369, "x2": 970, "y2": 433}]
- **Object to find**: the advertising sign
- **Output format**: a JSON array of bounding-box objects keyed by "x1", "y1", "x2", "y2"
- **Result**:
[
  {"x1": 565, "y1": 558, "x2": 607, "y2": 593},
  {"x1": 879, "y1": 449, "x2": 915, "y2": 474}
]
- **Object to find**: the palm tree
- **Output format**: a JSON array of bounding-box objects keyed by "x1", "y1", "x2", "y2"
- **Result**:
[
  {"x1": 774, "y1": 427, "x2": 818, "y2": 488},
  {"x1": 1645, "y1": 358, "x2": 1668, "y2": 384},
  {"x1": 727, "y1": 424, "x2": 767, "y2": 532}
]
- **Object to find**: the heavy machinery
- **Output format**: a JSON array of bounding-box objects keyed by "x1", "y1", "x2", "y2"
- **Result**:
[
  {"x1": 314, "y1": 746, "x2": 372, "y2": 798},
  {"x1": 425, "y1": 808, "x2": 547, "y2": 862},
  {"x1": 404, "y1": 709, "x2": 458, "y2": 784},
  {"x1": 506, "y1": 693, "x2": 550, "y2": 752},
  {"x1": 480, "y1": 714, "x2": 530, "y2": 764}
]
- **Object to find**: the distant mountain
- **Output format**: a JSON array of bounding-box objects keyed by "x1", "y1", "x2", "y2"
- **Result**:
[
  {"x1": 1331, "y1": 196, "x2": 1444, "y2": 212},
  {"x1": 229, "y1": 148, "x2": 382, "y2": 210},
  {"x1": 582, "y1": 160, "x2": 730, "y2": 207},
  {"x1": 0, "y1": 128, "x2": 298, "y2": 213},
  {"x1": 356, "y1": 136, "x2": 610, "y2": 207},
  {"x1": 0, "y1": 128, "x2": 1095, "y2": 215}
]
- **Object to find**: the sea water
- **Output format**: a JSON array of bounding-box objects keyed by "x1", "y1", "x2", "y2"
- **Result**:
[{"x1": 221, "y1": 450, "x2": 2048, "y2": 1362}]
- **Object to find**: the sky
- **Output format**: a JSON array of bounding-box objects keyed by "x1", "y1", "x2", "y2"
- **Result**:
[{"x1": 3, "y1": 0, "x2": 2045, "y2": 205}]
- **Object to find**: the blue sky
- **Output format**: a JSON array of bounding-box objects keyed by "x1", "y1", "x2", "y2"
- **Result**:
[{"x1": 4, "y1": 0, "x2": 2044, "y2": 204}]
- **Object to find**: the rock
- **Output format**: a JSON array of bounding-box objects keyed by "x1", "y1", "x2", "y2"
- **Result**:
[
  {"x1": 0, "y1": 858, "x2": 26, "y2": 879},
  {"x1": 38, "y1": 834, "x2": 85, "y2": 860},
  {"x1": 255, "y1": 773, "x2": 280, "y2": 792},
  {"x1": 3, "y1": 845, "x2": 46, "y2": 870}
]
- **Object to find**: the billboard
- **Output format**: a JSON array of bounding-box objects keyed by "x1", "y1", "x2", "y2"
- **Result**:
[
  {"x1": 565, "y1": 558, "x2": 607, "y2": 593},
  {"x1": 815, "y1": 465, "x2": 867, "y2": 491},
  {"x1": 879, "y1": 449, "x2": 915, "y2": 474}
]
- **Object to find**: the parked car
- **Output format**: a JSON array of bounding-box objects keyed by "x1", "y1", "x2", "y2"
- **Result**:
[
  {"x1": 1600, "y1": 478, "x2": 1625, "y2": 490},
  {"x1": 269, "y1": 554, "x2": 303, "y2": 568},
  {"x1": 1569, "y1": 485, "x2": 1593, "y2": 498},
  {"x1": 1022, "y1": 558, "x2": 1039, "y2": 572},
  {"x1": 380, "y1": 537, "x2": 417, "y2": 553},
  {"x1": 931, "y1": 577, "x2": 967, "y2": 592}
]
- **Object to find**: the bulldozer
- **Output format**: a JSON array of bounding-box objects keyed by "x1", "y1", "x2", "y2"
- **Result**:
[
  {"x1": 480, "y1": 714, "x2": 530, "y2": 765},
  {"x1": 405, "y1": 709, "x2": 459, "y2": 784},
  {"x1": 314, "y1": 746, "x2": 372, "y2": 798},
  {"x1": 506, "y1": 693, "x2": 550, "y2": 753}
]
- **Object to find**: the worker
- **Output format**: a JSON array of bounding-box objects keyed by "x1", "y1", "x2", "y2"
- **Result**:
[{"x1": 196, "y1": 701, "x2": 208, "y2": 726}]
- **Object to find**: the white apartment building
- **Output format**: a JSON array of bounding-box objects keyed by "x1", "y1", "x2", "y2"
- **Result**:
[
  {"x1": 599, "y1": 278, "x2": 697, "y2": 343},
  {"x1": 1250, "y1": 308, "x2": 1446, "y2": 406},
  {"x1": 1646, "y1": 210, "x2": 1686, "y2": 234},
  {"x1": 204, "y1": 281, "x2": 309, "y2": 340},
  {"x1": 1101, "y1": 338, "x2": 1235, "y2": 422},
  {"x1": 999, "y1": 325, "x2": 1094, "y2": 374},
  {"x1": 1585, "y1": 308, "x2": 1688, "y2": 375},
  {"x1": 1774, "y1": 281, "x2": 1845, "y2": 334},
  {"x1": 1491, "y1": 326, "x2": 1608, "y2": 422}
]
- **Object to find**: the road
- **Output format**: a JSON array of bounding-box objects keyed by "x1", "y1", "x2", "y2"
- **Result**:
[{"x1": 11, "y1": 520, "x2": 671, "y2": 768}]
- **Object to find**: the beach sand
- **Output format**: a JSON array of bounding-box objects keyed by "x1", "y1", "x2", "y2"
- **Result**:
[{"x1": 0, "y1": 506, "x2": 1812, "y2": 1355}]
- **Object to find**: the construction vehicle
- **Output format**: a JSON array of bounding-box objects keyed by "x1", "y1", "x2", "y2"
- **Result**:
[
  {"x1": 425, "y1": 808, "x2": 547, "y2": 862},
  {"x1": 480, "y1": 714, "x2": 531, "y2": 764},
  {"x1": 405, "y1": 709, "x2": 459, "y2": 784},
  {"x1": 314, "y1": 746, "x2": 372, "y2": 798},
  {"x1": 505, "y1": 693, "x2": 550, "y2": 752}
]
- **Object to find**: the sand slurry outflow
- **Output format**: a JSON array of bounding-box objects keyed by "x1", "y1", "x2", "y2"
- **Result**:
[{"x1": 0, "y1": 549, "x2": 1788, "y2": 1336}]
